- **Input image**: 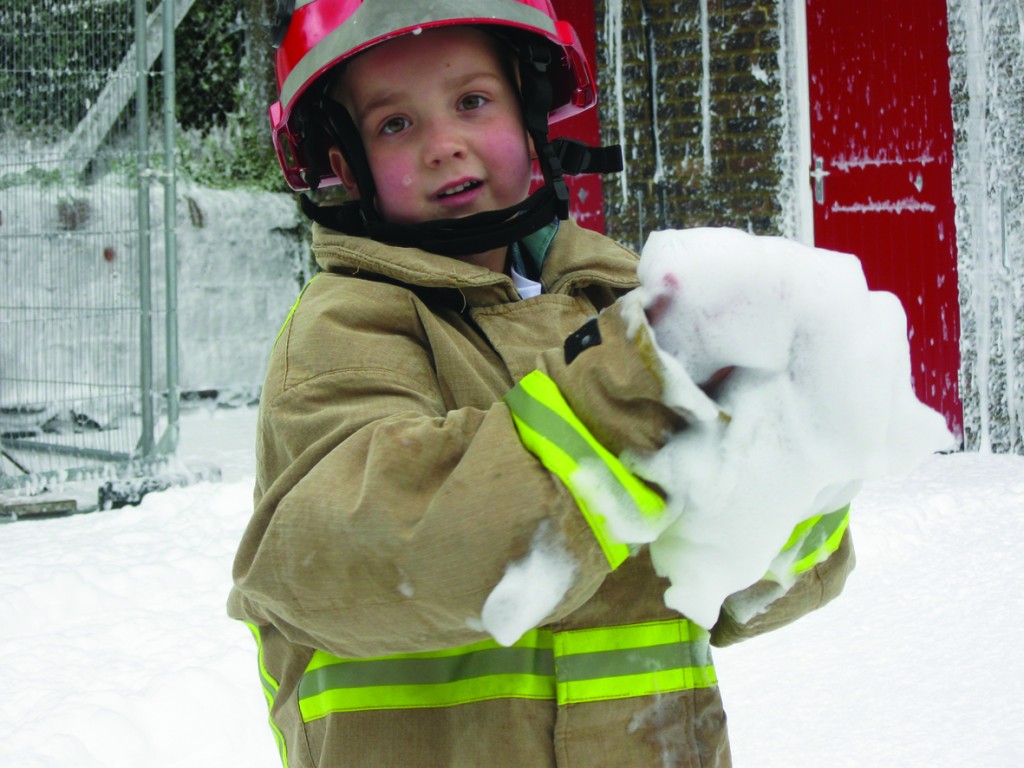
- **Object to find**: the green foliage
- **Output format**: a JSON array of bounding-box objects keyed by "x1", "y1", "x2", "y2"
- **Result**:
[
  {"x1": 176, "y1": 107, "x2": 286, "y2": 192},
  {"x1": 173, "y1": 0, "x2": 246, "y2": 130},
  {"x1": 0, "y1": 0, "x2": 282, "y2": 189},
  {"x1": 0, "y1": 1, "x2": 135, "y2": 138},
  {"x1": 0, "y1": 167, "x2": 61, "y2": 192},
  {"x1": 170, "y1": 0, "x2": 283, "y2": 189}
]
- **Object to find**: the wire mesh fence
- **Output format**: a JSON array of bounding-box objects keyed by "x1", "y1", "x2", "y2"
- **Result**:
[{"x1": 1, "y1": 0, "x2": 179, "y2": 507}]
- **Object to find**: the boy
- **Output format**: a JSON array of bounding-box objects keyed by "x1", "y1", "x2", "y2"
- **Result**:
[{"x1": 228, "y1": 2, "x2": 854, "y2": 766}]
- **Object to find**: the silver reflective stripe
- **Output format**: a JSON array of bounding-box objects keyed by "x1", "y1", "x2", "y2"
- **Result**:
[
  {"x1": 553, "y1": 619, "x2": 718, "y2": 704},
  {"x1": 280, "y1": 0, "x2": 559, "y2": 109},
  {"x1": 298, "y1": 631, "x2": 556, "y2": 719}
]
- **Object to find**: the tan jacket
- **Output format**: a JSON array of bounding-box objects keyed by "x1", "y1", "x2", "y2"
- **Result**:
[{"x1": 228, "y1": 219, "x2": 854, "y2": 768}]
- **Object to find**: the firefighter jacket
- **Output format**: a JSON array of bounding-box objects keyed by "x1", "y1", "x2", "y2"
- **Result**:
[{"x1": 227, "y1": 218, "x2": 855, "y2": 768}]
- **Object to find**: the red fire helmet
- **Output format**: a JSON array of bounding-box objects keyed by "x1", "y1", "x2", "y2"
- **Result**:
[{"x1": 269, "y1": 0, "x2": 598, "y2": 190}]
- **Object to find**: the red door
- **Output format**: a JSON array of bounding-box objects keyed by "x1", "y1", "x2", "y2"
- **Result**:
[{"x1": 806, "y1": 0, "x2": 962, "y2": 437}]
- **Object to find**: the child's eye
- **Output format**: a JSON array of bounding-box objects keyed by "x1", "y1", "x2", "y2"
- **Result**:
[
  {"x1": 380, "y1": 116, "x2": 410, "y2": 136},
  {"x1": 458, "y1": 94, "x2": 488, "y2": 112}
]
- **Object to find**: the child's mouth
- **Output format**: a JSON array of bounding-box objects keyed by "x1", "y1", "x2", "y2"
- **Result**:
[{"x1": 437, "y1": 180, "x2": 482, "y2": 199}]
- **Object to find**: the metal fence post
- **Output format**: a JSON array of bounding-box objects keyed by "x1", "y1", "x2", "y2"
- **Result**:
[
  {"x1": 160, "y1": 0, "x2": 180, "y2": 455},
  {"x1": 135, "y1": 0, "x2": 155, "y2": 458}
]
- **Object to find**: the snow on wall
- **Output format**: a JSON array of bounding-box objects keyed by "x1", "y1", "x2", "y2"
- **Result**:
[
  {"x1": 170, "y1": 185, "x2": 307, "y2": 395},
  {"x1": 769, "y1": 0, "x2": 810, "y2": 242},
  {"x1": 948, "y1": 0, "x2": 1024, "y2": 453},
  {"x1": 0, "y1": 179, "x2": 306, "y2": 408}
]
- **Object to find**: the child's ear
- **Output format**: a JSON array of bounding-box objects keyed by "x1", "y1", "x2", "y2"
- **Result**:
[{"x1": 328, "y1": 146, "x2": 360, "y2": 198}]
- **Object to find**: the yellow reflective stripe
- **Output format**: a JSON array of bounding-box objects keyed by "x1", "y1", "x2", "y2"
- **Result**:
[
  {"x1": 553, "y1": 616, "x2": 705, "y2": 653},
  {"x1": 508, "y1": 414, "x2": 631, "y2": 567},
  {"x1": 553, "y1": 619, "x2": 717, "y2": 705},
  {"x1": 780, "y1": 514, "x2": 821, "y2": 552},
  {"x1": 244, "y1": 622, "x2": 290, "y2": 768},
  {"x1": 514, "y1": 372, "x2": 663, "y2": 517},
  {"x1": 768, "y1": 508, "x2": 850, "y2": 579},
  {"x1": 556, "y1": 665, "x2": 719, "y2": 704},
  {"x1": 298, "y1": 630, "x2": 556, "y2": 720},
  {"x1": 791, "y1": 506, "x2": 850, "y2": 574},
  {"x1": 504, "y1": 370, "x2": 665, "y2": 569},
  {"x1": 300, "y1": 670, "x2": 555, "y2": 719},
  {"x1": 274, "y1": 274, "x2": 319, "y2": 347}
]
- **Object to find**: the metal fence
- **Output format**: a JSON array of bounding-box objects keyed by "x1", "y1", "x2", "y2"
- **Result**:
[{"x1": 1, "y1": 0, "x2": 181, "y2": 509}]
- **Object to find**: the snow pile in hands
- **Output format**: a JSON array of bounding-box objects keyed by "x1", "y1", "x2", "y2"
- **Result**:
[
  {"x1": 627, "y1": 227, "x2": 955, "y2": 628},
  {"x1": 478, "y1": 226, "x2": 954, "y2": 645}
]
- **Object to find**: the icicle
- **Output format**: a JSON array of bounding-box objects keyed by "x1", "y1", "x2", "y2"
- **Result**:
[
  {"x1": 605, "y1": 0, "x2": 628, "y2": 199},
  {"x1": 641, "y1": 3, "x2": 664, "y2": 185},
  {"x1": 699, "y1": 0, "x2": 712, "y2": 173}
]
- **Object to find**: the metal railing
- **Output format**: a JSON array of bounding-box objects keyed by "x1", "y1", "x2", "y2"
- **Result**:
[{"x1": 1, "y1": 0, "x2": 180, "y2": 504}]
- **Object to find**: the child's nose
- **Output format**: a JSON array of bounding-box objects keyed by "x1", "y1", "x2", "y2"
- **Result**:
[{"x1": 423, "y1": 120, "x2": 468, "y2": 166}]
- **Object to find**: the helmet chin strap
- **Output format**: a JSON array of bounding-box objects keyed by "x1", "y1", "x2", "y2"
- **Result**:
[
  {"x1": 302, "y1": 42, "x2": 622, "y2": 259},
  {"x1": 303, "y1": 185, "x2": 564, "y2": 258}
]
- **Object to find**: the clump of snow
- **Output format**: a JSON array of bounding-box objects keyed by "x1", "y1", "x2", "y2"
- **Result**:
[
  {"x1": 568, "y1": 456, "x2": 676, "y2": 544},
  {"x1": 480, "y1": 520, "x2": 577, "y2": 646},
  {"x1": 627, "y1": 228, "x2": 955, "y2": 628},
  {"x1": 750, "y1": 62, "x2": 770, "y2": 85}
]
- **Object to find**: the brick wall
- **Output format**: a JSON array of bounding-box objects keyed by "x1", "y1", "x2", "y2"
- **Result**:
[{"x1": 593, "y1": 0, "x2": 789, "y2": 251}]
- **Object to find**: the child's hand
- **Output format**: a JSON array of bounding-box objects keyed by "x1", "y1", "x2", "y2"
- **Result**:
[
  {"x1": 613, "y1": 288, "x2": 725, "y2": 429},
  {"x1": 643, "y1": 272, "x2": 680, "y2": 327},
  {"x1": 699, "y1": 365, "x2": 735, "y2": 400}
]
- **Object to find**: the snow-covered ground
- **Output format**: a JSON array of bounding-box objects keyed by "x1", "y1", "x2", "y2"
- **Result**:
[{"x1": 2, "y1": 404, "x2": 1023, "y2": 767}]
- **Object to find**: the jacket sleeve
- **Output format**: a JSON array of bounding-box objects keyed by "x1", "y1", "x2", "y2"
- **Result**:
[
  {"x1": 228, "y1": 278, "x2": 682, "y2": 659},
  {"x1": 709, "y1": 508, "x2": 856, "y2": 647}
]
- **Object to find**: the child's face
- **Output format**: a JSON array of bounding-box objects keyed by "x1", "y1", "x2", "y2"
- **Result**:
[{"x1": 331, "y1": 27, "x2": 533, "y2": 227}]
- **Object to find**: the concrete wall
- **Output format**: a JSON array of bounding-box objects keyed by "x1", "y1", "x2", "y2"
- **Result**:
[{"x1": 171, "y1": 186, "x2": 308, "y2": 397}]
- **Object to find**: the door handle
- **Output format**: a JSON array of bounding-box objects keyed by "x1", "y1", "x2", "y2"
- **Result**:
[{"x1": 811, "y1": 157, "x2": 830, "y2": 204}]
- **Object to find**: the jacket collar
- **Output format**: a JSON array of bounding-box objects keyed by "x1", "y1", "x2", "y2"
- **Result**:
[{"x1": 311, "y1": 218, "x2": 640, "y2": 307}]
